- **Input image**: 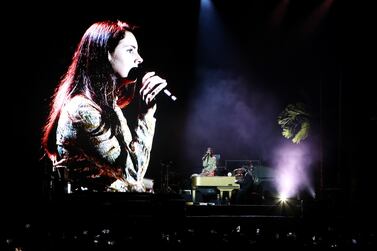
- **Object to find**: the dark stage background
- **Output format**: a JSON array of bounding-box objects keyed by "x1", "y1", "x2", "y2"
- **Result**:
[{"x1": 3, "y1": 0, "x2": 376, "y2": 218}]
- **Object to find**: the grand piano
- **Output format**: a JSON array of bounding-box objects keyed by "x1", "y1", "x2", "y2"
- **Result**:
[{"x1": 191, "y1": 176, "x2": 240, "y2": 203}]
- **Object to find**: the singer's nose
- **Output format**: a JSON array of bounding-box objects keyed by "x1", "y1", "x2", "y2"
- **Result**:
[{"x1": 135, "y1": 52, "x2": 143, "y2": 65}]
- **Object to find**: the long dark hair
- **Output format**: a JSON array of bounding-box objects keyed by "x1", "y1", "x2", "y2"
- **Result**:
[{"x1": 42, "y1": 20, "x2": 136, "y2": 160}]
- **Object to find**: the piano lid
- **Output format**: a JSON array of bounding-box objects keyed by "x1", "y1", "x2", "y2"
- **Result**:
[{"x1": 192, "y1": 176, "x2": 240, "y2": 188}]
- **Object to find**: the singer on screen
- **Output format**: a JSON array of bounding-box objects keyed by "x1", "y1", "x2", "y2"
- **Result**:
[{"x1": 41, "y1": 20, "x2": 167, "y2": 193}]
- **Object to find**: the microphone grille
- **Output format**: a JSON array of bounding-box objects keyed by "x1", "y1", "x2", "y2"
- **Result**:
[{"x1": 127, "y1": 67, "x2": 143, "y2": 81}]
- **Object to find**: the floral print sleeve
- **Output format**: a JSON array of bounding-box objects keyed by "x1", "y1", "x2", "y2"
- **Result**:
[
  {"x1": 56, "y1": 95, "x2": 156, "y2": 192},
  {"x1": 113, "y1": 104, "x2": 156, "y2": 192}
]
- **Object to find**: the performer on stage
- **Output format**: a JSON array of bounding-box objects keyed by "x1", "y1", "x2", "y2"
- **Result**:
[{"x1": 200, "y1": 147, "x2": 217, "y2": 176}]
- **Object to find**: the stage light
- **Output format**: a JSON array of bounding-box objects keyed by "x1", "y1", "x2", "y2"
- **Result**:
[{"x1": 279, "y1": 194, "x2": 288, "y2": 203}]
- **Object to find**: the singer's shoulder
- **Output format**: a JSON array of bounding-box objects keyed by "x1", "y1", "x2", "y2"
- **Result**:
[
  {"x1": 67, "y1": 95, "x2": 100, "y2": 111},
  {"x1": 64, "y1": 95, "x2": 102, "y2": 126}
]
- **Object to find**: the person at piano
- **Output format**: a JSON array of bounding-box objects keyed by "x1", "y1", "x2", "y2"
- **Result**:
[{"x1": 200, "y1": 147, "x2": 217, "y2": 176}]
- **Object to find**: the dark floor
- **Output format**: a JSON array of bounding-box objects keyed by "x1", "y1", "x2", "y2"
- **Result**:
[{"x1": 2, "y1": 192, "x2": 376, "y2": 250}]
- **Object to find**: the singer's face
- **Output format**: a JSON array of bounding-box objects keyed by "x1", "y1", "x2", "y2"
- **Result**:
[{"x1": 108, "y1": 31, "x2": 143, "y2": 79}]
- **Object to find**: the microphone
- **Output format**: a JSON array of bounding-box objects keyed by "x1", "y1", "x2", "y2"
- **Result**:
[
  {"x1": 202, "y1": 152, "x2": 210, "y2": 159},
  {"x1": 127, "y1": 67, "x2": 177, "y2": 102}
]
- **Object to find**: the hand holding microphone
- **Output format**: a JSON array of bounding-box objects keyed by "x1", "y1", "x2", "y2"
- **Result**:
[
  {"x1": 202, "y1": 152, "x2": 210, "y2": 160},
  {"x1": 139, "y1": 71, "x2": 168, "y2": 106},
  {"x1": 127, "y1": 67, "x2": 177, "y2": 105}
]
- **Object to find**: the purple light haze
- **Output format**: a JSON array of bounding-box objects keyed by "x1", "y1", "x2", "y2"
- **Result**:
[
  {"x1": 180, "y1": 0, "x2": 320, "y2": 193},
  {"x1": 272, "y1": 141, "x2": 316, "y2": 199},
  {"x1": 182, "y1": 68, "x2": 282, "y2": 174}
]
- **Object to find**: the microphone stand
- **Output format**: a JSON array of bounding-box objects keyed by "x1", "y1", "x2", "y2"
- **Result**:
[{"x1": 160, "y1": 161, "x2": 172, "y2": 193}]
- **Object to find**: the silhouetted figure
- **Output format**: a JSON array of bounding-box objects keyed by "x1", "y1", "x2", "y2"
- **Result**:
[{"x1": 234, "y1": 161, "x2": 261, "y2": 204}]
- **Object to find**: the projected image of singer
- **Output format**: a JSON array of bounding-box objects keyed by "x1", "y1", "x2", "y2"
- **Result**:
[
  {"x1": 42, "y1": 20, "x2": 168, "y2": 193},
  {"x1": 200, "y1": 147, "x2": 217, "y2": 176}
]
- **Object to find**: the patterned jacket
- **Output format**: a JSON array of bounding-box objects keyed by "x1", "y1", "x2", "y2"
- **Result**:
[{"x1": 55, "y1": 95, "x2": 155, "y2": 192}]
